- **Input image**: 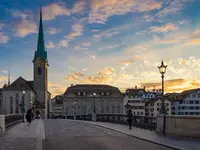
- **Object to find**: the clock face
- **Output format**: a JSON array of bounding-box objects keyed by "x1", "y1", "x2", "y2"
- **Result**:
[{"x1": 35, "y1": 57, "x2": 44, "y2": 67}]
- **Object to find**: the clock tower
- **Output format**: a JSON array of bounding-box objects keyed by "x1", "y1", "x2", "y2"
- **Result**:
[{"x1": 33, "y1": 6, "x2": 48, "y2": 119}]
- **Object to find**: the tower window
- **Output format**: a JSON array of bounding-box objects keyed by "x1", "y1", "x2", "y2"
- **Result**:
[{"x1": 38, "y1": 67, "x2": 42, "y2": 75}]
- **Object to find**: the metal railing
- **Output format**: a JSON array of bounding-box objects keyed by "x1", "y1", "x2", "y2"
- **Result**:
[
  {"x1": 96, "y1": 114, "x2": 157, "y2": 130},
  {"x1": 62, "y1": 114, "x2": 156, "y2": 130},
  {"x1": 5, "y1": 114, "x2": 23, "y2": 129}
]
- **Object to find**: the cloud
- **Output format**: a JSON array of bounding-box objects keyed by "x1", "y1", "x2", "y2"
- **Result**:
[
  {"x1": 126, "y1": 45, "x2": 148, "y2": 53},
  {"x1": 65, "y1": 23, "x2": 84, "y2": 40},
  {"x1": 89, "y1": 0, "x2": 162, "y2": 24},
  {"x1": 89, "y1": 55, "x2": 96, "y2": 60},
  {"x1": 14, "y1": 19, "x2": 37, "y2": 37},
  {"x1": 151, "y1": 23, "x2": 178, "y2": 33},
  {"x1": 71, "y1": 0, "x2": 86, "y2": 14},
  {"x1": 0, "y1": 76, "x2": 7, "y2": 82},
  {"x1": 140, "y1": 78, "x2": 200, "y2": 93},
  {"x1": 47, "y1": 28, "x2": 62, "y2": 34},
  {"x1": 48, "y1": 82, "x2": 66, "y2": 97},
  {"x1": 81, "y1": 42, "x2": 91, "y2": 47},
  {"x1": 46, "y1": 41, "x2": 55, "y2": 48},
  {"x1": 0, "y1": 32, "x2": 9, "y2": 44},
  {"x1": 43, "y1": 3, "x2": 70, "y2": 21},
  {"x1": 73, "y1": 46, "x2": 88, "y2": 51},
  {"x1": 185, "y1": 38, "x2": 200, "y2": 45},
  {"x1": 65, "y1": 67, "x2": 116, "y2": 84},
  {"x1": 93, "y1": 31, "x2": 120, "y2": 39},
  {"x1": 58, "y1": 40, "x2": 68, "y2": 48},
  {"x1": 12, "y1": 10, "x2": 29, "y2": 19},
  {"x1": 98, "y1": 43, "x2": 123, "y2": 51}
]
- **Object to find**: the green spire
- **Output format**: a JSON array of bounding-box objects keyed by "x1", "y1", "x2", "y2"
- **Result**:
[{"x1": 33, "y1": 5, "x2": 47, "y2": 62}]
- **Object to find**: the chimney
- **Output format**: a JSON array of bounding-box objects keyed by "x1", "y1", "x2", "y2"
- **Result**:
[
  {"x1": 71, "y1": 84, "x2": 73, "y2": 87},
  {"x1": 143, "y1": 86, "x2": 145, "y2": 91},
  {"x1": 135, "y1": 85, "x2": 137, "y2": 89}
]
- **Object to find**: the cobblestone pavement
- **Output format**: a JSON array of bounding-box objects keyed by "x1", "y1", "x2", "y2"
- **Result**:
[{"x1": 44, "y1": 119, "x2": 174, "y2": 150}]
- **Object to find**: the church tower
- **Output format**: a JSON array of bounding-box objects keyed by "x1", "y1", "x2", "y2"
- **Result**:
[{"x1": 33, "y1": 6, "x2": 48, "y2": 118}]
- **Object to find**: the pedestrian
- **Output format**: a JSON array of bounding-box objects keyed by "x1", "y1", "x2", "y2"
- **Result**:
[
  {"x1": 26, "y1": 108, "x2": 33, "y2": 126},
  {"x1": 127, "y1": 109, "x2": 133, "y2": 129}
]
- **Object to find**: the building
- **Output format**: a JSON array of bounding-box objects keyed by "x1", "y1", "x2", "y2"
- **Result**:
[
  {"x1": 2, "y1": 77, "x2": 35, "y2": 115},
  {"x1": 1, "y1": 6, "x2": 50, "y2": 118},
  {"x1": 63, "y1": 84, "x2": 123, "y2": 117},
  {"x1": 123, "y1": 86, "x2": 162, "y2": 115},
  {"x1": 145, "y1": 97, "x2": 171, "y2": 117},
  {"x1": 170, "y1": 89, "x2": 200, "y2": 115},
  {"x1": 51, "y1": 95, "x2": 64, "y2": 117},
  {"x1": 0, "y1": 88, "x2": 2, "y2": 113}
]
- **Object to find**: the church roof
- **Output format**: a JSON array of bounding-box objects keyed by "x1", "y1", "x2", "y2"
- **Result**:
[
  {"x1": 33, "y1": 6, "x2": 47, "y2": 62},
  {"x1": 3, "y1": 76, "x2": 35, "y2": 92}
]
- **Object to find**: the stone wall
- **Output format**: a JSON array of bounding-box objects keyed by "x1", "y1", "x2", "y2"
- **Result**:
[{"x1": 157, "y1": 115, "x2": 200, "y2": 138}]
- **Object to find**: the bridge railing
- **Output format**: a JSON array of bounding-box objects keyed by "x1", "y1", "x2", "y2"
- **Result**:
[
  {"x1": 63, "y1": 114, "x2": 156, "y2": 130},
  {"x1": 5, "y1": 114, "x2": 23, "y2": 129},
  {"x1": 96, "y1": 114, "x2": 157, "y2": 131}
]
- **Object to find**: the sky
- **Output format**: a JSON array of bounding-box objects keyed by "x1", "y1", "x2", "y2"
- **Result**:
[{"x1": 1, "y1": 0, "x2": 200, "y2": 97}]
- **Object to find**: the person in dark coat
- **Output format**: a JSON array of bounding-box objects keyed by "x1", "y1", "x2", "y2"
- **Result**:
[
  {"x1": 127, "y1": 109, "x2": 133, "y2": 129},
  {"x1": 26, "y1": 108, "x2": 33, "y2": 125}
]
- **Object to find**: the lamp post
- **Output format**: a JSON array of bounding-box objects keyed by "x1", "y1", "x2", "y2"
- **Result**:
[
  {"x1": 158, "y1": 60, "x2": 167, "y2": 134},
  {"x1": 73, "y1": 101, "x2": 76, "y2": 120},
  {"x1": 19, "y1": 89, "x2": 26, "y2": 122},
  {"x1": 158, "y1": 60, "x2": 167, "y2": 114},
  {"x1": 92, "y1": 93, "x2": 97, "y2": 121}
]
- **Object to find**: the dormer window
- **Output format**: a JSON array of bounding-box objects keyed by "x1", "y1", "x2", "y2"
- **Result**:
[
  {"x1": 101, "y1": 92, "x2": 104, "y2": 96},
  {"x1": 83, "y1": 92, "x2": 86, "y2": 96},
  {"x1": 77, "y1": 92, "x2": 81, "y2": 96},
  {"x1": 106, "y1": 92, "x2": 109, "y2": 96}
]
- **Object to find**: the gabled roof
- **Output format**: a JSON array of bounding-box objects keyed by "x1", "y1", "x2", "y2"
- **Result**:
[{"x1": 3, "y1": 76, "x2": 35, "y2": 92}]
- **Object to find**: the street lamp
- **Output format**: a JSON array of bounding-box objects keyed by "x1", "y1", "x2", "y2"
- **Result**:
[
  {"x1": 93, "y1": 93, "x2": 96, "y2": 114},
  {"x1": 158, "y1": 60, "x2": 167, "y2": 114},
  {"x1": 73, "y1": 101, "x2": 77, "y2": 120},
  {"x1": 20, "y1": 89, "x2": 26, "y2": 122}
]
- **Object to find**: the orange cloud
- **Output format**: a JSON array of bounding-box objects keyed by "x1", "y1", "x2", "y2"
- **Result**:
[
  {"x1": 65, "y1": 23, "x2": 84, "y2": 40},
  {"x1": 0, "y1": 76, "x2": 7, "y2": 82},
  {"x1": 140, "y1": 78, "x2": 200, "y2": 93},
  {"x1": 151, "y1": 23, "x2": 177, "y2": 33},
  {"x1": 48, "y1": 82, "x2": 66, "y2": 98},
  {"x1": 185, "y1": 38, "x2": 200, "y2": 45},
  {"x1": 14, "y1": 19, "x2": 37, "y2": 37},
  {"x1": 43, "y1": 3, "x2": 70, "y2": 21},
  {"x1": 89, "y1": 0, "x2": 162, "y2": 24}
]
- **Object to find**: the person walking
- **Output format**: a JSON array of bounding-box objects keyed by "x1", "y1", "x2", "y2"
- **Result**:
[
  {"x1": 26, "y1": 108, "x2": 33, "y2": 126},
  {"x1": 127, "y1": 109, "x2": 133, "y2": 129}
]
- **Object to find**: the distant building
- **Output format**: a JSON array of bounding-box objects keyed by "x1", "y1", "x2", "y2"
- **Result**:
[
  {"x1": 63, "y1": 84, "x2": 123, "y2": 117},
  {"x1": 145, "y1": 97, "x2": 171, "y2": 117},
  {"x1": 123, "y1": 86, "x2": 161, "y2": 116},
  {"x1": 51, "y1": 95, "x2": 64, "y2": 117},
  {"x1": 0, "y1": 88, "x2": 2, "y2": 113},
  {"x1": 170, "y1": 89, "x2": 200, "y2": 115}
]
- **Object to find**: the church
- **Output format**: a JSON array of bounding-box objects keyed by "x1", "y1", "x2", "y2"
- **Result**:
[{"x1": 1, "y1": 6, "x2": 51, "y2": 119}]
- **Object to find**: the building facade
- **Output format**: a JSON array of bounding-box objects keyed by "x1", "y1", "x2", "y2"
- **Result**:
[
  {"x1": 145, "y1": 97, "x2": 171, "y2": 117},
  {"x1": 171, "y1": 89, "x2": 200, "y2": 115},
  {"x1": 63, "y1": 84, "x2": 123, "y2": 117},
  {"x1": 2, "y1": 77, "x2": 35, "y2": 115},
  {"x1": 123, "y1": 86, "x2": 162, "y2": 116},
  {"x1": 0, "y1": 88, "x2": 2, "y2": 113}
]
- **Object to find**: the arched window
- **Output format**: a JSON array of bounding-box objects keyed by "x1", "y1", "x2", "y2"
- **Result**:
[
  {"x1": 10, "y1": 96, "x2": 13, "y2": 114},
  {"x1": 38, "y1": 67, "x2": 42, "y2": 75}
]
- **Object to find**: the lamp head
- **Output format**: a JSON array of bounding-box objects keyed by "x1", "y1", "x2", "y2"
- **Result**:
[{"x1": 158, "y1": 60, "x2": 167, "y2": 75}]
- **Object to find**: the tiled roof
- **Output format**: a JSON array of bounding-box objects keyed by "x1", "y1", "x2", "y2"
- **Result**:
[
  {"x1": 64, "y1": 84, "x2": 121, "y2": 95},
  {"x1": 3, "y1": 76, "x2": 35, "y2": 92}
]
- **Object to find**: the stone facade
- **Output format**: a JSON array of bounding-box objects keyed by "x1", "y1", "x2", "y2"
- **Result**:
[
  {"x1": 157, "y1": 115, "x2": 200, "y2": 138},
  {"x1": 62, "y1": 84, "x2": 123, "y2": 117}
]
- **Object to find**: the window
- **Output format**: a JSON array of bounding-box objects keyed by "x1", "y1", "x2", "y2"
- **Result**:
[
  {"x1": 190, "y1": 101, "x2": 193, "y2": 104},
  {"x1": 117, "y1": 106, "x2": 120, "y2": 113},
  {"x1": 157, "y1": 108, "x2": 160, "y2": 111},
  {"x1": 166, "y1": 108, "x2": 169, "y2": 111},
  {"x1": 179, "y1": 101, "x2": 182, "y2": 104},
  {"x1": 151, "y1": 113, "x2": 153, "y2": 117},
  {"x1": 10, "y1": 97, "x2": 13, "y2": 114},
  {"x1": 198, "y1": 94, "x2": 200, "y2": 98},
  {"x1": 192, "y1": 94, "x2": 196, "y2": 98},
  {"x1": 101, "y1": 92, "x2": 104, "y2": 96},
  {"x1": 141, "y1": 112, "x2": 143, "y2": 115},
  {"x1": 190, "y1": 112, "x2": 194, "y2": 115},
  {"x1": 196, "y1": 101, "x2": 199, "y2": 104},
  {"x1": 38, "y1": 67, "x2": 42, "y2": 75},
  {"x1": 185, "y1": 112, "x2": 188, "y2": 115},
  {"x1": 182, "y1": 106, "x2": 185, "y2": 110},
  {"x1": 190, "y1": 107, "x2": 194, "y2": 110},
  {"x1": 16, "y1": 93, "x2": 19, "y2": 113},
  {"x1": 106, "y1": 106, "x2": 110, "y2": 113},
  {"x1": 106, "y1": 92, "x2": 109, "y2": 96},
  {"x1": 137, "y1": 112, "x2": 139, "y2": 115},
  {"x1": 172, "y1": 112, "x2": 175, "y2": 115},
  {"x1": 196, "y1": 112, "x2": 199, "y2": 115},
  {"x1": 196, "y1": 107, "x2": 199, "y2": 110}
]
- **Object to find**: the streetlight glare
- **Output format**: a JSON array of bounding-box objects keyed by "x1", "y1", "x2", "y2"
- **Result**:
[
  {"x1": 93, "y1": 93, "x2": 96, "y2": 96},
  {"x1": 158, "y1": 60, "x2": 167, "y2": 75},
  {"x1": 22, "y1": 90, "x2": 25, "y2": 94}
]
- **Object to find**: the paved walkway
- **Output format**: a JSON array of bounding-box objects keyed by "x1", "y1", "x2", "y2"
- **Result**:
[
  {"x1": 0, "y1": 119, "x2": 45, "y2": 150},
  {"x1": 73, "y1": 120, "x2": 200, "y2": 150}
]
